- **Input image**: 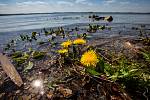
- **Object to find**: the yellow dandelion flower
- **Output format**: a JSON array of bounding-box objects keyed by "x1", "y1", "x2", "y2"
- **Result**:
[
  {"x1": 58, "y1": 49, "x2": 68, "y2": 54},
  {"x1": 73, "y1": 38, "x2": 86, "y2": 45},
  {"x1": 61, "y1": 40, "x2": 72, "y2": 48},
  {"x1": 80, "y1": 50, "x2": 99, "y2": 67}
]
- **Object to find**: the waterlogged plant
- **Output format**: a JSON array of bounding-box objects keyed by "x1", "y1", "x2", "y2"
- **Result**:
[
  {"x1": 31, "y1": 51, "x2": 46, "y2": 60},
  {"x1": 4, "y1": 39, "x2": 16, "y2": 51},
  {"x1": 12, "y1": 51, "x2": 30, "y2": 65},
  {"x1": 98, "y1": 25, "x2": 105, "y2": 30},
  {"x1": 11, "y1": 51, "x2": 22, "y2": 58},
  {"x1": 104, "y1": 16, "x2": 113, "y2": 22},
  {"x1": 88, "y1": 24, "x2": 98, "y2": 33},
  {"x1": 139, "y1": 27, "x2": 150, "y2": 45},
  {"x1": 31, "y1": 32, "x2": 37, "y2": 40},
  {"x1": 87, "y1": 24, "x2": 111, "y2": 33}
]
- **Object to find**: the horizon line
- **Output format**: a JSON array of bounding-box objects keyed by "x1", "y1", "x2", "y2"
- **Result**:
[{"x1": 0, "y1": 12, "x2": 150, "y2": 16}]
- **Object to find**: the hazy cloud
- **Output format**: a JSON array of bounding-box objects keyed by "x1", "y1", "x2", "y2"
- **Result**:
[
  {"x1": 104, "y1": 0, "x2": 116, "y2": 3},
  {"x1": 75, "y1": 0, "x2": 86, "y2": 3},
  {"x1": 16, "y1": 1, "x2": 48, "y2": 6},
  {"x1": 0, "y1": 0, "x2": 149, "y2": 14},
  {"x1": 57, "y1": 1, "x2": 73, "y2": 6},
  {"x1": 120, "y1": 1, "x2": 129, "y2": 5},
  {"x1": 0, "y1": 3, "x2": 8, "y2": 6}
]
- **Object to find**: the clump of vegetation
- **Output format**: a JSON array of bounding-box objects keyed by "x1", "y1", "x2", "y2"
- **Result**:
[
  {"x1": 87, "y1": 24, "x2": 111, "y2": 33},
  {"x1": 138, "y1": 26, "x2": 150, "y2": 45},
  {"x1": 12, "y1": 51, "x2": 29, "y2": 65},
  {"x1": 31, "y1": 51, "x2": 46, "y2": 60},
  {"x1": 89, "y1": 15, "x2": 113, "y2": 22}
]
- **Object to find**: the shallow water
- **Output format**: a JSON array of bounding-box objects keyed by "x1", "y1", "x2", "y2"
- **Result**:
[
  {"x1": 0, "y1": 12, "x2": 150, "y2": 49},
  {"x1": 0, "y1": 12, "x2": 150, "y2": 33}
]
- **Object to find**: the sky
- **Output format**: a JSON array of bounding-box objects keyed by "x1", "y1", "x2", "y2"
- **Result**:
[{"x1": 0, "y1": 0, "x2": 150, "y2": 14}]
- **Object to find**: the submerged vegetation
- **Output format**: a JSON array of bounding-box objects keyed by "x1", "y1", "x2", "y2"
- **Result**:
[{"x1": 0, "y1": 16, "x2": 150, "y2": 100}]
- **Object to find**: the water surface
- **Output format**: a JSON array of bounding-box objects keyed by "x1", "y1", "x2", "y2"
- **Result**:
[{"x1": 0, "y1": 12, "x2": 150, "y2": 49}]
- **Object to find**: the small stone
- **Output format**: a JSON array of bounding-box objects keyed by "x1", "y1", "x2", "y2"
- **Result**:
[
  {"x1": 24, "y1": 82, "x2": 27, "y2": 85},
  {"x1": 28, "y1": 77, "x2": 34, "y2": 81},
  {"x1": 22, "y1": 95, "x2": 30, "y2": 100},
  {"x1": 24, "y1": 86, "x2": 30, "y2": 90},
  {"x1": 17, "y1": 66, "x2": 23, "y2": 70},
  {"x1": 0, "y1": 93, "x2": 5, "y2": 98},
  {"x1": 28, "y1": 87, "x2": 33, "y2": 93},
  {"x1": 28, "y1": 95, "x2": 32, "y2": 99},
  {"x1": 36, "y1": 95, "x2": 42, "y2": 99},
  {"x1": 57, "y1": 87, "x2": 72, "y2": 97},
  {"x1": 46, "y1": 91, "x2": 53, "y2": 99},
  {"x1": 44, "y1": 80, "x2": 48, "y2": 84},
  {"x1": 31, "y1": 94, "x2": 36, "y2": 98},
  {"x1": 16, "y1": 90, "x2": 21, "y2": 94}
]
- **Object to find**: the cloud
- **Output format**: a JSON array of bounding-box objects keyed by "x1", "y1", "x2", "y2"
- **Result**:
[
  {"x1": 120, "y1": 1, "x2": 129, "y2": 5},
  {"x1": 0, "y1": 3, "x2": 8, "y2": 6},
  {"x1": 103, "y1": 0, "x2": 118, "y2": 6},
  {"x1": 16, "y1": 1, "x2": 48, "y2": 6},
  {"x1": 57, "y1": 1, "x2": 73, "y2": 6},
  {"x1": 75, "y1": 0, "x2": 93, "y2": 6},
  {"x1": 104, "y1": 0, "x2": 116, "y2": 3},
  {"x1": 0, "y1": 0, "x2": 149, "y2": 14},
  {"x1": 75, "y1": 0, "x2": 86, "y2": 3}
]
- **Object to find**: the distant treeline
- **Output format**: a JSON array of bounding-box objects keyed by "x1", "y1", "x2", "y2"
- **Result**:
[{"x1": 0, "y1": 12, "x2": 150, "y2": 16}]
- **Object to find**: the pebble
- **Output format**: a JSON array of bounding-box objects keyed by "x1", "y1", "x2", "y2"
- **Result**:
[
  {"x1": 57, "y1": 87, "x2": 73, "y2": 97},
  {"x1": 44, "y1": 80, "x2": 48, "y2": 84},
  {"x1": 16, "y1": 90, "x2": 21, "y2": 94},
  {"x1": 24, "y1": 82, "x2": 27, "y2": 85},
  {"x1": 28, "y1": 95, "x2": 32, "y2": 99},
  {"x1": 36, "y1": 95, "x2": 42, "y2": 99},
  {"x1": 31, "y1": 94, "x2": 36, "y2": 98},
  {"x1": 28, "y1": 77, "x2": 34, "y2": 81},
  {"x1": 0, "y1": 93, "x2": 5, "y2": 98},
  {"x1": 22, "y1": 95, "x2": 30, "y2": 100},
  {"x1": 28, "y1": 87, "x2": 33, "y2": 93},
  {"x1": 46, "y1": 91, "x2": 53, "y2": 99},
  {"x1": 24, "y1": 85, "x2": 30, "y2": 90}
]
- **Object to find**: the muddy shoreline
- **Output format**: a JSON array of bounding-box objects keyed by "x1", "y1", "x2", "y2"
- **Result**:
[{"x1": 0, "y1": 23, "x2": 150, "y2": 99}]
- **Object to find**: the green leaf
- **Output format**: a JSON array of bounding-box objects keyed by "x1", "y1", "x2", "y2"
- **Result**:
[
  {"x1": 129, "y1": 69, "x2": 138, "y2": 73},
  {"x1": 24, "y1": 61, "x2": 33, "y2": 71},
  {"x1": 96, "y1": 58, "x2": 104, "y2": 73},
  {"x1": 109, "y1": 72, "x2": 119, "y2": 81},
  {"x1": 141, "y1": 51, "x2": 150, "y2": 62},
  {"x1": 104, "y1": 63, "x2": 113, "y2": 74},
  {"x1": 12, "y1": 51, "x2": 22, "y2": 58},
  {"x1": 23, "y1": 52, "x2": 29, "y2": 58},
  {"x1": 38, "y1": 41, "x2": 45, "y2": 45},
  {"x1": 86, "y1": 68, "x2": 101, "y2": 76},
  {"x1": 32, "y1": 51, "x2": 45, "y2": 59},
  {"x1": 121, "y1": 71, "x2": 129, "y2": 77},
  {"x1": 28, "y1": 48, "x2": 33, "y2": 52},
  {"x1": 13, "y1": 57, "x2": 26, "y2": 64},
  {"x1": 47, "y1": 83, "x2": 58, "y2": 90}
]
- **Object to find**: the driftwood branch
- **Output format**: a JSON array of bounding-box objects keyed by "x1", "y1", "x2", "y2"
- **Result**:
[{"x1": 0, "y1": 53, "x2": 23, "y2": 87}]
